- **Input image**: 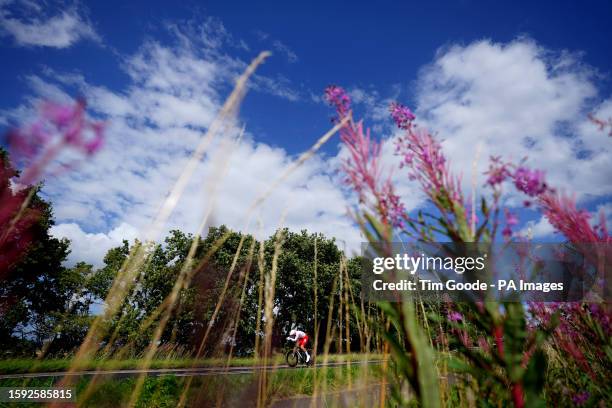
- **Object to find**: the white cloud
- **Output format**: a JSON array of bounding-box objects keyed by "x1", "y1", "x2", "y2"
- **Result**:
[
  {"x1": 332, "y1": 39, "x2": 612, "y2": 247},
  {"x1": 8, "y1": 34, "x2": 611, "y2": 266},
  {"x1": 404, "y1": 39, "x2": 610, "y2": 205},
  {"x1": 50, "y1": 222, "x2": 139, "y2": 267},
  {"x1": 252, "y1": 30, "x2": 298, "y2": 63},
  {"x1": 6, "y1": 21, "x2": 359, "y2": 266},
  {"x1": 272, "y1": 39, "x2": 298, "y2": 63},
  {"x1": 251, "y1": 74, "x2": 300, "y2": 101},
  {"x1": 520, "y1": 216, "x2": 555, "y2": 239},
  {"x1": 332, "y1": 39, "x2": 611, "y2": 233},
  {"x1": 0, "y1": 0, "x2": 99, "y2": 48}
]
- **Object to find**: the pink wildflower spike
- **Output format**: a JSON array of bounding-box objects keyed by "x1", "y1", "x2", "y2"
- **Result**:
[
  {"x1": 538, "y1": 191, "x2": 611, "y2": 244},
  {"x1": 502, "y1": 209, "x2": 518, "y2": 238},
  {"x1": 324, "y1": 85, "x2": 351, "y2": 118},
  {"x1": 448, "y1": 311, "x2": 463, "y2": 322},
  {"x1": 506, "y1": 211, "x2": 518, "y2": 226},
  {"x1": 394, "y1": 122, "x2": 464, "y2": 213},
  {"x1": 485, "y1": 156, "x2": 511, "y2": 187},
  {"x1": 389, "y1": 102, "x2": 415, "y2": 129},
  {"x1": 389, "y1": 100, "x2": 465, "y2": 220},
  {"x1": 325, "y1": 86, "x2": 406, "y2": 228},
  {"x1": 42, "y1": 100, "x2": 83, "y2": 129},
  {"x1": 477, "y1": 336, "x2": 489, "y2": 352},
  {"x1": 572, "y1": 392, "x2": 590, "y2": 406},
  {"x1": 29, "y1": 121, "x2": 51, "y2": 145},
  {"x1": 2, "y1": 99, "x2": 106, "y2": 278},
  {"x1": 6, "y1": 98, "x2": 105, "y2": 184},
  {"x1": 513, "y1": 166, "x2": 547, "y2": 196},
  {"x1": 501, "y1": 218, "x2": 513, "y2": 238}
]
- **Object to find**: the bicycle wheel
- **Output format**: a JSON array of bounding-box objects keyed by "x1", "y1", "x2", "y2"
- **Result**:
[{"x1": 286, "y1": 350, "x2": 298, "y2": 367}]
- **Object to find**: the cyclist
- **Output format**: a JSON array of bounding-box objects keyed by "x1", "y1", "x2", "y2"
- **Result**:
[{"x1": 286, "y1": 329, "x2": 310, "y2": 363}]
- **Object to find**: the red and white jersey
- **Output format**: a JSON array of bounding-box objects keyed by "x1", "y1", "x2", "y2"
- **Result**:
[{"x1": 289, "y1": 330, "x2": 306, "y2": 341}]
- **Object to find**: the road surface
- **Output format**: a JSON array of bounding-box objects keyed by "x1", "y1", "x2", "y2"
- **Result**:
[{"x1": 0, "y1": 359, "x2": 383, "y2": 380}]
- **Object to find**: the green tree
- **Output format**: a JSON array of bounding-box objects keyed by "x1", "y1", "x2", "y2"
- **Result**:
[{"x1": 0, "y1": 148, "x2": 79, "y2": 356}]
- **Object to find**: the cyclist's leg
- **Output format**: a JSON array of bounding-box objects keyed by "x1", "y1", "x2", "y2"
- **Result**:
[{"x1": 299, "y1": 340, "x2": 310, "y2": 362}]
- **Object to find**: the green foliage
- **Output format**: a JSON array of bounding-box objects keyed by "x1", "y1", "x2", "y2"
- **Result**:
[
  {"x1": 60, "y1": 225, "x2": 363, "y2": 358},
  {"x1": 1, "y1": 149, "x2": 368, "y2": 362},
  {"x1": 268, "y1": 230, "x2": 342, "y2": 344},
  {"x1": 360, "y1": 210, "x2": 440, "y2": 408},
  {"x1": 0, "y1": 149, "x2": 88, "y2": 356}
]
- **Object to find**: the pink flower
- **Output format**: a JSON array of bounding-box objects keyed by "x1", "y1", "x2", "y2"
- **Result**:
[
  {"x1": 324, "y1": 85, "x2": 351, "y2": 118},
  {"x1": 394, "y1": 124, "x2": 464, "y2": 211},
  {"x1": 485, "y1": 156, "x2": 511, "y2": 186},
  {"x1": 381, "y1": 180, "x2": 406, "y2": 228},
  {"x1": 538, "y1": 191, "x2": 610, "y2": 244},
  {"x1": 448, "y1": 311, "x2": 463, "y2": 322},
  {"x1": 572, "y1": 391, "x2": 590, "y2": 406},
  {"x1": 389, "y1": 102, "x2": 415, "y2": 130},
  {"x1": 325, "y1": 87, "x2": 405, "y2": 229},
  {"x1": 588, "y1": 303, "x2": 611, "y2": 335},
  {"x1": 513, "y1": 166, "x2": 547, "y2": 197},
  {"x1": 502, "y1": 209, "x2": 518, "y2": 238},
  {"x1": 506, "y1": 211, "x2": 518, "y2": 226},
  {"x1": 2, "y1": 99, "x2": 106, "y2": 274},
  {"x1": 6, "y1": 99, "x2": 105, "y2": 184},
  {"x1": 42, "y1": 101, "x2": 82, "y2": 128},
  {"x1": 477, "y1": 336, "x2": 490, "y2": 353}
]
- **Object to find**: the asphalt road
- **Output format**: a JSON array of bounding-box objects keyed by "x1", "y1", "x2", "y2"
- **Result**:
[{"x1": 0, "y1": 359, "x2": 383, "y2": 379}]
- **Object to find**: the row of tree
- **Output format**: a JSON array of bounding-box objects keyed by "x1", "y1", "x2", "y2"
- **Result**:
[{"x1": 1, "y1": 148, "x2": 377, "y2": 358}]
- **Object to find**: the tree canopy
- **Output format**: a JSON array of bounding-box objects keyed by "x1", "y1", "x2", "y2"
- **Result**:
[{"x1": 0, "y1": 148, "x2": 368, "y2": 357}]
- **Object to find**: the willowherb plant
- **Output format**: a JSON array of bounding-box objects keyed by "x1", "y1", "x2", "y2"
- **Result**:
[
  {"x1": 516, "y1": 166, "x2": 611, "y2": 404},
  {"x1": 325, "y1": 85, "x2": 406, "y2": 230},
  {"x1": 538, "y1": 192, "x2": 610, "y2": 244},
  {"x1": 1, "y1": 99, "x2": 105, "y2": 276},
  {"x1": 7, "y1": 100, "x2": 104, "y2": 185},
  {"x1": 388, "y1": 101, "x2": 546, "y2": 407},
  {"x1": 391, "y1": 102, "x2": 474, "y2": 243},
  {"x1": 327, "y1": 85, "x2": 611, "y2": 407},
  {"x1": 326, "y1": 87, "x2": 440, "y2": 407}
]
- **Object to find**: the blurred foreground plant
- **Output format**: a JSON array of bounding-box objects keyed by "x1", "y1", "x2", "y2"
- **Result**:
[
  {"x1": 325, "y1": 86, "x2": 611, "y2": 407},
  {"x1": 1, "y1": 99, "x2": 104, "y2": 275},
  {"x1": 1, "y1": 100, "x2": 104, "y2": 357}
]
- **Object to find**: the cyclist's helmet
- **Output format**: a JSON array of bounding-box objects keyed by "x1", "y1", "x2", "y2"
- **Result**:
[{"x1": 289, "y1": 329, "x2": 297, "y2": 336}]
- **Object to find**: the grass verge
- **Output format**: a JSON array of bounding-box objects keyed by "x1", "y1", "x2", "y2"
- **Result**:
[
  {"x1": 0, "y1": 353, "x2": 382, "y2": 375},
  {"x1": 0, "y1": 363, "x2": 382, "y2": 407}
]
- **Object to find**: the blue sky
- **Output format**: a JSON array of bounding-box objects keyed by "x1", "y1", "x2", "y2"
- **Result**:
[{"x1": 1, "y1": 0, "x2": 611, "y2": 266}]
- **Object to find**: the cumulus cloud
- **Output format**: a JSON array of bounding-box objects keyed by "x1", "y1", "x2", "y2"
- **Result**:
[
  {"x1": 0, "y1": 0, "x2": 99, "y2": 48},
  {"x1": 50, "y1": 223, "x2": 139, "y2": 267},
  {"x1": 520, "y1": 217, "x2": 555, "y2": 239},
  {"x1": 334, "y1": 39, "x2": 611, "y2": 231},
  {"x1": 360, "y1": 38, "x2": 611, "y2": 227},
  {"x1": 412, "y1": 39, "x2": 610, "y2": 202},
  {"x1": 6, "y1": 33, "x2": 611, "y2": 266},
  {"x1": 5, "y1": 21, "x2": 359, "y2": 266}
]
